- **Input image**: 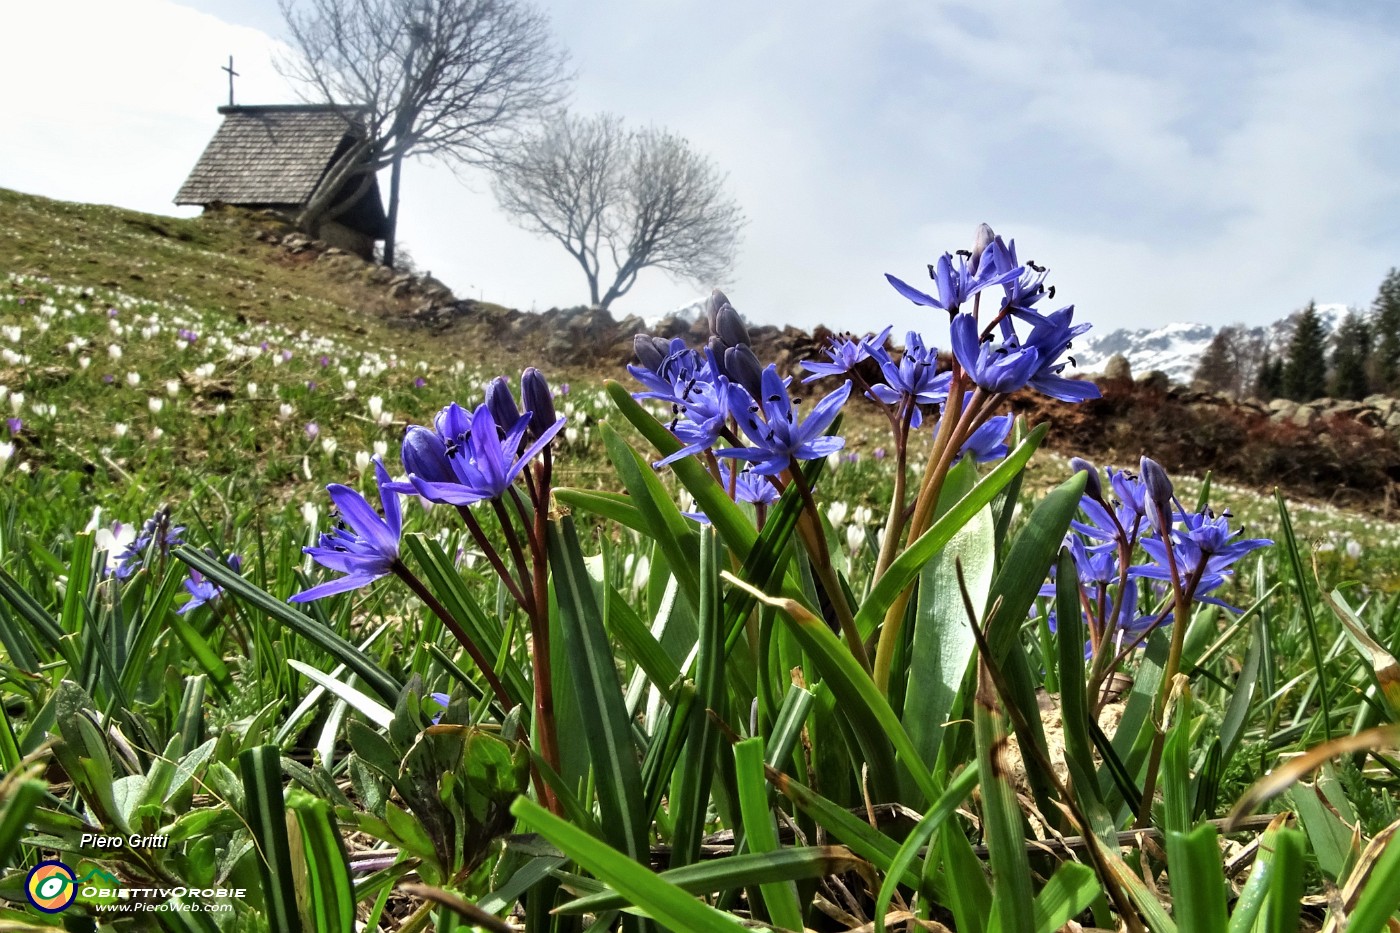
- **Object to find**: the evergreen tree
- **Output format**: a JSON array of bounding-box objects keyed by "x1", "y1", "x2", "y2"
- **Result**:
[
  {"x1": 1282, "y1": 302, "x2": 1328, "y2": 402},
  {"x1": 1194, "y1": 327, "x2": 1239, "y2": 394},
  {"x1": 1330, "y1": 310, "x2": 1373, "y2": 400},
  {"x1": 1372, "y1": 268, "x2": 1400, "y2": 392},
  {"x1": 1255, "y1": 352, "x2": 1284, "y2": 399}
]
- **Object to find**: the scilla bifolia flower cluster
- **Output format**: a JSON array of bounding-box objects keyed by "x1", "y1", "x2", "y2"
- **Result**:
[
  {"x1": 1051, "y1": 458, "x2": 1271, "y2": 705},
  {"x1": 631, "y1": 292, "x2": 865, "y2": 661},
  {"x1": 1056, "y1": 456, "x2": 1270, "y2": 821},
  {"x1": 630, "y1": 224, "x2": 1100, "y2": 692},
  {"x1": 292, "y1": 368, "x2": 565, "y2": 810}
]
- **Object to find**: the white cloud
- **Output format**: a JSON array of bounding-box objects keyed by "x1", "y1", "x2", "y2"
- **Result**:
[
  {"x1": 3, "y1": 0, "x2": 1399, "y2": 338},
  {"x1": 0, "y1": 0, "x2": 293, "y2": 216}
]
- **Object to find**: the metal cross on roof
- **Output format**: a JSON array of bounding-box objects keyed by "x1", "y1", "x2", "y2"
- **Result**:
[{"x1": 222, "y1": 56, "x2": 240, "y2": 107}]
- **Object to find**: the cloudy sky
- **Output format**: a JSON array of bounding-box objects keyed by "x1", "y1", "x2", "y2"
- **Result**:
[{"x1": 4, "y1": 0, "x2": 1399, "y2": 337}]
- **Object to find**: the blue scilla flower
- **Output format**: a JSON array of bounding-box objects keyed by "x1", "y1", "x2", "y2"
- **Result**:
[
  {"x1": 802, "y1": 327, "x2": 893, "y2": 382},
  {"x1": 291, "y1": 459, "x2": 402, "y2": 603},
  {"x1": 1020, "y1": 308, "x2": 1101, "y2": 402},
  {"x1": 885, "y1": 243, "x2": 1023, "y2": 314},
  {"x1": 950, "y1": 313, "x2": 1042, "y2": 394},
  {"x1": 178, "y1": 570, "x2": 222, "y2": 615},
  {"x1": 867, "y1": 331, "x2": 952, "y2": 426},
  {"x1": 684, "y1": 465, "x2": 780, "y2": 523},
  {"x1": 408, "y1": 403, "x2": 564, "y2": 506},
  {"x1": 630, "y1": 337, "x2": 707, "y2": 404},
  {"x1": 656, "y1": 374, "x2": 731, "y2": 467},
  {"x1": 177, "y1": 554, "x2": 240, "y2": 615},
  {"x1": 1132, "y1": 508, "x2": 1272, "y2": 608},
  {"x1": 1074, "y1": 466, "x2": 1154, "y2": 543},
  {"x1": 429, "y1": 691, "x2": 451, "y2": 724},
  {"x1": 955, "y1": 411, "x2": 1013, "y2": 463},
  {"x1": 719, "y1": 366, "x2": 851, "y2": 476},
  {"x1": 950, "y1": 309, "x2": 1100, "y2": 402}
]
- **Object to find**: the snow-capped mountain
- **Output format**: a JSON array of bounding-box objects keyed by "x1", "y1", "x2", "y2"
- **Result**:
[{"x1": 1071, "y1": 303, "x2": 1352, "y2": 384}]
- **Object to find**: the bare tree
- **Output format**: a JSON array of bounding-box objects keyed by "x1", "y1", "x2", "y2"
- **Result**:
[
  {"x1": 276, "y1": 0, "x2": 570, "y2": 267},
  {"x1": 492, "y1": 111, "x2": 746, "y2": 311}
]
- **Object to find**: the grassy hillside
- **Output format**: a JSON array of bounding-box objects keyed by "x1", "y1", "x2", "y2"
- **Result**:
[
  {"x1": 1, "y1": 186, "x2": 518, "y2": 364},
  {"x1": 2, "y1": 185, "x2": 1397, "y2": 585}
]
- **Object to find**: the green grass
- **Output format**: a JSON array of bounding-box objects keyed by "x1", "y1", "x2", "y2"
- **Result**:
[{"x1": 5, "y1": 184, "x2": 1400, "y2": 931}]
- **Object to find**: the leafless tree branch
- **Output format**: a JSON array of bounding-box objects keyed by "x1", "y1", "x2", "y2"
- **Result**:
[
  {"x1": 491, "y1": 111, "x2": 745, "y2": 310},
  {"x1": 274, "y1": 0, "x2": 571, "y2": 264}
]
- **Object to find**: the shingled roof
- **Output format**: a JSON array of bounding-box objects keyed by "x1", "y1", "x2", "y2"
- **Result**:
[{"x1": 175, "y1": 104, "x2": 370, "y2": 207}]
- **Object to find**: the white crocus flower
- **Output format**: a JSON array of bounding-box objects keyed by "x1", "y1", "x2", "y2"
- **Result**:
[
  {"x1": 148, "y1": 397, "x2": 163, "y2": 414},
  {"x1": 355, "y1": 450, "x2": 372, "y2": 473},
  {"x1": 94, "y1": 522, "x2": 137, "y2": 575},
  {"x1": 827, "y1": 501, "x2": 849, "y2": 528},
  {"x1": 126, "y1": 372, "x2": 140, "y2": 387}
]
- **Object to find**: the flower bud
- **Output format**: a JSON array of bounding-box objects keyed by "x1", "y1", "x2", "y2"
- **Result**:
[
  {"x1": 705, "y1": 289, "x2": 731, "y2": 334},
  {"x1": 485, "y1": 376, "x2": 520, "y2": 427},
  {"x1": 521, "y1": 367, "x2": 558, "y2": 440},
  {"x1": 401, "y1": 425, "x2": 453, "y2": 483},
  {"x1": 1139, "y1": 456, "x2": 1174, "y2": 534},
  {"x1": 723, "y1": 344, "x2": 764, "y2": 399},
  {"x1": 970, "y1": 223, "x2": 996, "y2": 274},
  {"x1": 633, "y1": 334, "x2": 666, "y2": 372},
  {"x1": 713, "y1": 302, "x2": 750, "y2": 349},
  {"x1": 1069, "y1": 457, "x2": 1103, "y2": 501}
]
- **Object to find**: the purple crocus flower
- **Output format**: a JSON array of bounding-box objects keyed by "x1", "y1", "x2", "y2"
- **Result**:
[
  {"x1": 719, "y1": 366, "x2": 851, "y2": 476},
  {"x1": 6, "y1": 418, "x2": 20, "y2": 435},
  {"x1": 290, "y1": 459, "x2": 402, "y2": 602}
]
